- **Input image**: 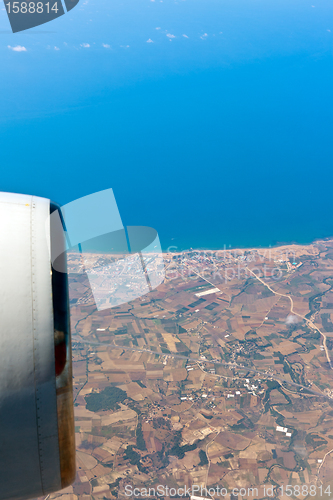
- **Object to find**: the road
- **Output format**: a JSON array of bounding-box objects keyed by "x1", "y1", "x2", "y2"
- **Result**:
[
  {"x1": 317, "y1": 446, "x2": 333, "y2": 481},
  {"x1": 183, "y1": 256, "x2": 332, "y2": 370},
  {"x1": 245, "y1": 266, "x2": 333, "y2": 370},
  {"x1": 204, "y1": 428, "x2": 220, "y2": 493},
  {"x1": 72, "y1": 337, "x2": 332, "y2": 400},
  {"x1": 182, "y1": 258, "x2": 332, "y2": 370}
]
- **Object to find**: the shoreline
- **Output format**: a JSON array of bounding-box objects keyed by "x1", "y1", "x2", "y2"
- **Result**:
[
  {"x1": 67, "y1": 237, "x2": 333, "y2": 259},
  {"x1": 161, "y1": 235, "x2": 333, "y2": 254}
]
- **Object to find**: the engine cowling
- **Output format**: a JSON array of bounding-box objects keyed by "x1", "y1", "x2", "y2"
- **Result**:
[{"x1": 0, "y1": 192, "x2": 75, "y2": 500}]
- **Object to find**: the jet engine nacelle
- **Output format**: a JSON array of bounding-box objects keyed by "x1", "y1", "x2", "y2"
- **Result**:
[{"x1": 0, "y1": 192, "x2": 75, "y2": 500}]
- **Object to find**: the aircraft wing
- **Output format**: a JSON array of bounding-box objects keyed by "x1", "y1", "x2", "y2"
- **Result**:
[{"x1": 0, "y1": 192, "x2": 75, "y2": 500}]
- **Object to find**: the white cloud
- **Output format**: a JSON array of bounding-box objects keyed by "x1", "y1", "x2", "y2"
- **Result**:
[
  {"x1": 146, "y1": 38, "x2": 154, "y2": 43},
  {"x1": 102, "y1": 43, "x2": 111, "y2": 48},
  {"x1": 155, "y1": 27, "x2": 161, "y2": 30},
  {"x1": 8, "y1": 45, "x2": 27, "y2": 52},
  {"x1": 81, "y1": 43, "x2": 90, "y2": 48},
  {"x1": 166, "y1": 33, "x2": 175, "y2": 38},
  {"x1": 285, "y1": 314, "x2": 300, "y2": 325},
  {"x1": 182, "y1": 34, "x2": 189, "y2": 38},
  {"x1": 120, "y1": 45, "x2": 130, "y2": 48},
  {"x1": 54, "y1": 46, "x2": 60, "y2": 51}
]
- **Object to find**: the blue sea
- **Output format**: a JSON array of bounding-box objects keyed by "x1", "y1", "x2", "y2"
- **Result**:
[{"x1": 0, "y1": 0, "x2": 332, "y2": 251}]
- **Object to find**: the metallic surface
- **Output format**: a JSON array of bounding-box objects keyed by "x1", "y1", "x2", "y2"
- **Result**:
[
  {"x1": 57, "y1": 386, "x2": 76, "y2": 487},
  {"x1": 0, "y1": 193, "x2": 62, "y2": 499},
  {"x1": 49, "y1": 203, "x2": 76, "y2": 488}
]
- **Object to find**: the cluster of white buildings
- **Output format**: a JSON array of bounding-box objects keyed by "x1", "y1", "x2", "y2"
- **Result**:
[
  {"x1": 186, "y1": 364, "x2": 196, "y2": 372},
  {"x1": 244, "y1": 379, "x2": 258, "y2": 395},
  {"x1": 226, "y1": 391, "x2": 241, "y2": 399},
  {"x1": 276, "y1": 425, "x2": 292, "y2": 437}
]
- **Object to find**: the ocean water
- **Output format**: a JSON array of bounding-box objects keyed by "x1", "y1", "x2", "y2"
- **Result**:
[{"x1": 0, "y1": 0, "x2": 332, "y2": 251}]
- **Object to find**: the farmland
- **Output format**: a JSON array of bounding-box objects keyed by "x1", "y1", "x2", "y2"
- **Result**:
[{"x1": 49, "y1": 240, "x2": 333, "y2": 500}]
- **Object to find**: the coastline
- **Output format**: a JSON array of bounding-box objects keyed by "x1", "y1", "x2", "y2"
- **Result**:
[
  {"x1": 161, "y1": 235, "x2": 333, "y2": 254},
  {"x1": 67, "y1": 237, "x2": 333, "y2": 259}
]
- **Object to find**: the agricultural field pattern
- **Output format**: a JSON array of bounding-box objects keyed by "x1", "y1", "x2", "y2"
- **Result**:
[{"x1": 49, "y1": 240, "x2": 333, "y2": 500}]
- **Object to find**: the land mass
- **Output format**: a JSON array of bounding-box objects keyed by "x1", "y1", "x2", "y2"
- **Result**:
[{"x1": 52, "y1": 239, "x2": 333, "y2": 499}]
